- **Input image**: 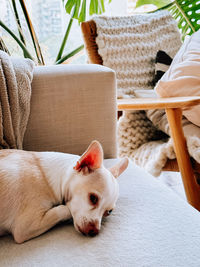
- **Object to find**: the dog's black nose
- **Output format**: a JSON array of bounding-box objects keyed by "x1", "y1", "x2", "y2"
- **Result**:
[{"x1": 88, "y1": 229, "x2": 99, "y2": 237}]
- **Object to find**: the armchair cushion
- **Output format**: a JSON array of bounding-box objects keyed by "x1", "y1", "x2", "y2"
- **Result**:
[
  {"x1": 23, "y1": 64, "x2": 117, "y2": 158},
  {"x1": 156, "y1": 30, "x2": 200, "y2": 127},
  {"x1": 1, "y1": 159, "x2": 200, "y2": 266}
]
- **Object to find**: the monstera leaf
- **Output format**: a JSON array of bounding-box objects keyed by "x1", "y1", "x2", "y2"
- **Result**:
[
  {"x1": 136, "y1": 0, "x2": 200, "y2": 39},
  {"x1": 168, "y1": 0, "x2": 200, "y2": 38},
  {"x1": 64, "y1": 0, "x2": 111, "y2": 23}
]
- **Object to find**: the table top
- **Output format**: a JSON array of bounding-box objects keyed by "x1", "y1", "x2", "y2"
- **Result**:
[{"x1": 117, "y1": 96, "x2": 200, "y2": 110}]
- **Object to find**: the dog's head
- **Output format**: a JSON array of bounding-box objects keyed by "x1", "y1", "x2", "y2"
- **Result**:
[{"x1": 66, "y1": 140, "x2": 128, "y2": 237}]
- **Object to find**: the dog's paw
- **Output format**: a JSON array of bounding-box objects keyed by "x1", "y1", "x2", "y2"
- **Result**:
[{"x1": 56, "y1": 205, "x2": 72, "y2": 221}]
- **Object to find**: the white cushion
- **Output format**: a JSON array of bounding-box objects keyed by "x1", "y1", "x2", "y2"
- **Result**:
[
  {"x1": 1, "y1": 159, "x2": 200, "y2": 266},
  {"x1": 155, "y1": 30, "x2": 200, "y2": 127}
]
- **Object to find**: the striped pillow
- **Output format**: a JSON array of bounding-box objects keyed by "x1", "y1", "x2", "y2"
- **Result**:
[{"x1": 154, "y1": 50, "x2": 173, "y2": 84}]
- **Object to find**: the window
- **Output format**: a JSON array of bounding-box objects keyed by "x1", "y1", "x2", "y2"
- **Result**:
[{"x1": 1, "y1": 0, "x2": 151, "y2": 64}]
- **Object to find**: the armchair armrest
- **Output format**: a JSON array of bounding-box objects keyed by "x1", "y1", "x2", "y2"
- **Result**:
[
  {"x1": 118, "y1": 95, "x2": 200, "y2": 211},
  {"x1": 117, "y1": 96, "x2": 200, "y2": 110},
  {"x1": 23, "y1": 64, "x2": 117, "y2": 158}
]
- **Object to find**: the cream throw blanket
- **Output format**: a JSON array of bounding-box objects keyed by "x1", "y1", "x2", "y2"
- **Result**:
[
  {"x1": 0, "y1": 51, "x2": 34, "y2": 149},
  {"x1": 93, "y1": 11, "x2": 200, "y2": 176}
]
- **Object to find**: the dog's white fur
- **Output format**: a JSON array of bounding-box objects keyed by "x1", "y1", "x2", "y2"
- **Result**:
[{"x1": 0, "y1": 141, "x2": 128, "y2": 243}]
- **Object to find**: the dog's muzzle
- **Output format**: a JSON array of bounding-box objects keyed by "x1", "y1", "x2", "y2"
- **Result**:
[{"x1": 78, "y1": 221, "x2": 99, "y2": 237}]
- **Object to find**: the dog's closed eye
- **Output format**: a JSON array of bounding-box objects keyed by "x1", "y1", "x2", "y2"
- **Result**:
[{"x1": 89, "y1": 193, "x2": 99, "y2": 205}]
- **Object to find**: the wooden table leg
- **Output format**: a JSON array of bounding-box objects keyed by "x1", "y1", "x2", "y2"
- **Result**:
[{"x1": 166, "y1": 108, "x2": 200, "y2": 211}]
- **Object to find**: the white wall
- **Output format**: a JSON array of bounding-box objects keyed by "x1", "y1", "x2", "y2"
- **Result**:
[{"x1": 105, "y1": 0, "x2": 127, "y2": 16}]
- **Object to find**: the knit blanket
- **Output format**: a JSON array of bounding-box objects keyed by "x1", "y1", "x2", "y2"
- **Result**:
[
  {"x1": 92, "y1": 11, "x2": 200, "y2": 176},
  {"x1": 0, "y1": 51, "x2": 34, "y2": 149}
]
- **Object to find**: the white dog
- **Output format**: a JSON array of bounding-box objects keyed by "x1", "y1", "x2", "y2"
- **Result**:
[{"x1": 0, "y1": 141, "x2": 128, "y2": 243}]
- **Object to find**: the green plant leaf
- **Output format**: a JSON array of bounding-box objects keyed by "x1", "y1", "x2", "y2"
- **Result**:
[
  {"x1": 55, "y1": 18, "x2": 73, "y2": 62},
  {"x1": 55, "y1": 44, "x2": 84, "y2": 64},
  {"x1": 136, "y1": 0, "x2": 171, "y2": 9},
  {"x1": 65, "y1": 0, "x2": 81, "y2": 18},
  {"x1": 136, "y1": 0, "x2": 200, "y2": 40},
  {"x1": 0, "y1": 20, "x2": 33, "y2": 60},
  {"x1": 78, "y1": 0, "x2": 86, "y2": 22},
  {"x1": 65, "y1": 0, "x2": 76, "y2": 14},
  {"x1": 90, "y1": 0, "x2": 106, "y2": 15},
  {"x1": 65, "y1": 0, "x2": 111, "y2": 19},
  {"x1": 11, "y1": 0, "x2": 26, "y2": 46},
  {"x1": 0, "y1": 37, "x2": 10, "y2": 54},
  {"x1": 19, "y1": 0, "x2": 44, "y2": 64},
  {"x1": 167, "y1": 0, "x2": 200, "y2": 39},
  {"x1": 89, "y1": 0, "x2": 94, "y2": 15},
  {"x1": 62, "y1": 0, "x2": 112, "y2": 63},
  {"x1": 99, "y1": 0, "x2": 106, "y2": 13},
  {"x1": 89, "y1": 0, "x2": 97, "y2": 15},
  {"x1": 74, "y1": 0, "x2": 81, "y2": 18}
]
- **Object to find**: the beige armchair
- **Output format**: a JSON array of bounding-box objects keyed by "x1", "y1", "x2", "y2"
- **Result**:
[{"x1": 81, "y1": 19, "x2": 200, "y2": 211}]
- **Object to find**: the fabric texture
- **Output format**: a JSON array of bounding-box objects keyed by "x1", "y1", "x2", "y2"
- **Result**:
[
  {"x1": 1, "y1": 159, "x2": 200, "y2": 267},
  {"x1": 153, "y1": 50, "x2": 173, "y2": 84},
  {"x1": 156, "y1": 30, "x2": 200, "y2": 127},
  {"x1": 0, "y1": 51, "x2": 34, "y2": 149},
  {"x1": 146, "y1": 30, "x2": 200, "y2": 175},
  {"x1": 23, "y1": 64, "x2": 117, "y2": 159},
  {"x1": 93, "y1": 10, "x2": 181, "y2": 98},
  {"x1": 93, "y1": 11, "x2": 183, "y2": 175}
]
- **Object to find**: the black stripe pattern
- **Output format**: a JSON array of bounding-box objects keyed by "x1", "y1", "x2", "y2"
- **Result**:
[{"x1": 154, "y1": 50, "x2": 173, "y2": 84}]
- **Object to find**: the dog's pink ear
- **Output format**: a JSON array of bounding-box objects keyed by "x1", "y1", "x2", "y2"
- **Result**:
[
  {"x1": 74, "y1": 141, "x2": 103, "y2": 172},
  {"x1": 109, "y1": 158, "x2": 129, "y2": 178}
]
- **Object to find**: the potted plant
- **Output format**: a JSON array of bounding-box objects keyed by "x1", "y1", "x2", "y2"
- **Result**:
[{"x1": 0, "y1": 0, "x2": 112, "y2": 64}]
